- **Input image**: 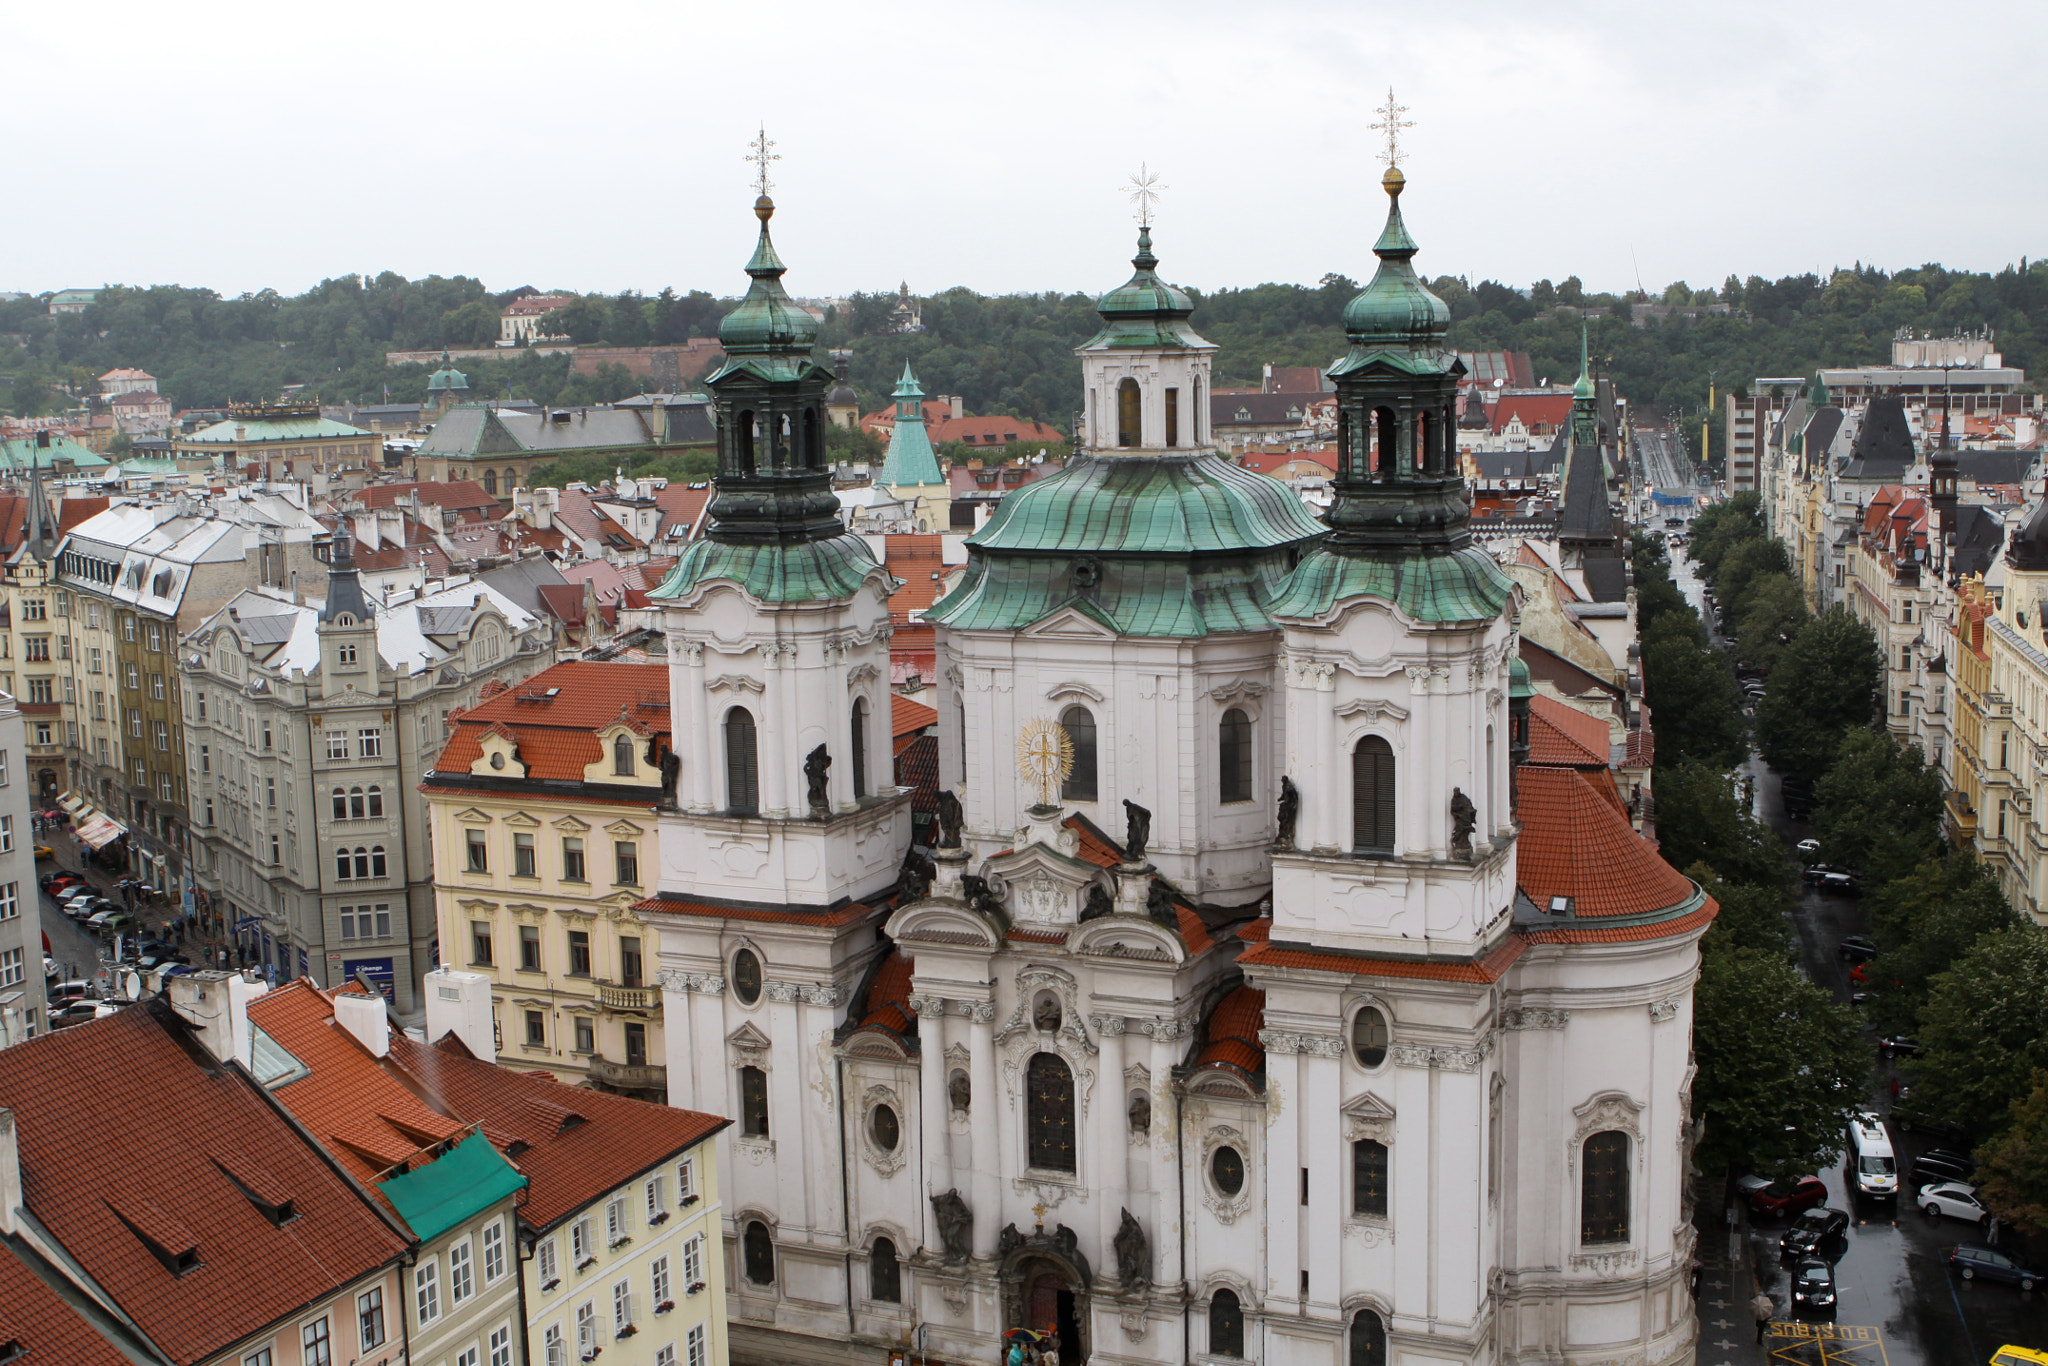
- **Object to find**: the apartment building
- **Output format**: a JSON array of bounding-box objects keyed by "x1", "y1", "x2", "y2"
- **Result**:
[
  {"x1": 178, "y1": 528, "x2": 551, "y2": 1015},
  {"x1": 0, "y1": 692, "x2": 42, "y2": 1045},
  {"x1": 1724, "y1": 376, "x2": 1806, "y2": 493},
  {"x1": 421, "y1": 659, "x2": 669, "y2": 1097}
]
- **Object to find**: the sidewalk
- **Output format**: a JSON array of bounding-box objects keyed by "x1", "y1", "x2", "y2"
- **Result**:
[{"x1": 1692, "y1": 1198, "x2": 1777, "y2": 1366}]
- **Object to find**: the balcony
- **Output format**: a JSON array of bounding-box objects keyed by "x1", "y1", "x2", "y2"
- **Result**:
[
  {"x1": 587, "y1": 1055, "x2": 666, "y2": 1092},
  {"x1": 597, "y1": 983, "x2": 658, "y2": 1012}
]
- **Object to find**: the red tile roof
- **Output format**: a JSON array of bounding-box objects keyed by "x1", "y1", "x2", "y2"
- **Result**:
[
  {"x1": 0, "y1": 1000, "x2": 410, "y2": 1365},
  {"x1": 0, "y1": 1241, "x2": 138, "y2": 1366},
  {"x1": 854, "y1": 951, "x2": 916, "y2": 1035},
  {"x1": 1527, "y1": 694, "x2": 1612, "y2": 769},
  {"x1": 428, "y1": 660, "x2": 669, "y2": 782},
  {"x1": 884, "y1": 534, "x2": 947, "y2": 622},
  {"x1": 892, "y1": 695, "x2": 938, "y2": 739},
  {"x1": 1520, "y1": 901, "x2": 1718, "y2": 944},
  {"x1": 1192, "y1": 985, "x2": 1265, "y2": 1077},
  {"x1": 1490, "y1": 393, "x2": 1574, "y2": 434},
  {"x1": 58, "y1": 496, "x2": 111, "y2": 531},
  {"x1": 650, "y1": 482, "x2": 711, "y2": 539},
  {"x1": 633, "y1": 896, "x2": 877, "y2": 928},
  {"x1": 1238, "y1": 448, "x2": 1336, "y2": 476},
  {"x1": 385, "y1": 1034, "x2": 728, "y2": 1231},
  {"x1": 1512, "y1": 766, "x2": 1695, "y2": 918},
  {"x1": 929, "y1": 414, "x2": 1064, "y2": 447},
  {"x1": 247, "y1": 981, "x2": 470, "y2": 1195},
  {"x1": 1239, "y1": 932, "x2": 1527, "y2": 983},
  {"x1": 359, "y1": 480, "x2": 502, "y2": 513}
]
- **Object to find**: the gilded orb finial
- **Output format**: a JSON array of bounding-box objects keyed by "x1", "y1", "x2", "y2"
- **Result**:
[{"x1": 1382, "y1": 165, "x2": 1405, "y2": 198}]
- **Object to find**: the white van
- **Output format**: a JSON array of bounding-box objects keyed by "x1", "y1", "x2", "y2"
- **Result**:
[{"x1": 1847, "y1": 1110, "x2": 1898, "y2": 1199}]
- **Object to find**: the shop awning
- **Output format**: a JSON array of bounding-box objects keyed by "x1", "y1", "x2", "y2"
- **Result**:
[{"x1": 74, "y1": 812, "x2": 127, "y2": 850}]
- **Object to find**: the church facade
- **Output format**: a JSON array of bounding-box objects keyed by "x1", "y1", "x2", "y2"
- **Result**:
[{"x1": 642, "y1": 171, "x2": 1708, "y2": 1366}]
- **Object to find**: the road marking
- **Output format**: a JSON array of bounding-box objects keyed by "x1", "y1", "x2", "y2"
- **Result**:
[{"x1": 1766, "y1": 1321, "x2": 1889, "y2": 1366}]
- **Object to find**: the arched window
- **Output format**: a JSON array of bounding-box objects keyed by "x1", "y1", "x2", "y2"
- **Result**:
[
  {"x1": 335, "y1": 847, "x2": 351, "y2": 880},
  {"x1": 1418, "y1": 409, "x2": 1436, "y2": 474},
  {"x1": 1338, "y1": 406, "x2": 1355, "y2": 477},
  {"x1": 869, "y1": 1237, "x2": 900, "y2": 1303},
  {"x1": 740, "y1": 1066, "x2": 769, "y2": 1137},
  {"x1": 1218, "y1": 708, "x2": 1252, "y2": 804},
  {"x1": 481, "y1": 468, "x2": 497, "y2": 496},
  {"x1": 349, "y1": 786, "x2": 365, "y2": 820},
  {"x1": 331, "y1": 787, "x2": 346, "y2": 820},
  {"x1": 1026, "y1": 1052, "x2": 1076, "y2": 1172},
  {"x1": 736, "y1": 410, "x2": 756, "y2": 472},
  {"x1": 802, "y1": 407, "x2": 821, "y2": 468},
  {"x1": 1209, "y1": 1289, "x2": 1244, "y2": 1358},
  {"x1": 1352, "y1": 735, "x2": 1395, "y2": 853},
  {"x1": 370, "y1": 846, "x2": 387, "y2": 878},
  {"x1": 742, "y1": 1221, "x2": 775, "y2": 1285},
  {"x1": 724, "y1": 708, "x2": 759, "y2": 816},
  {"x1": 1581, "y1": 1131, "x2": 1630, "y2": 1244},
  {"x1": 504, "y1": 469, "x2": 520, "y2": 494},
  {"x1": 613, "y1": 734, "x2": 635, "y2": 776},
  {"x1": 1352, "y1": 1139, "x2": 1389, "y2": 1216},
  {"x1": 1117, "y1": 378, "x2": 1141, "y2": 448},
  {"x1": 1060, "y1": 707, "x2": 1097, "y2": 802},
  {"x1": 367, "y1": 785, "x2": 383, "y2": 818},
  {"x1": 1165, "y1": 386, "x2": 1180, "y2": 447},
  {"x1": 850, "y1": 697, "x2": 869, "y2": 800},
  {"x1": 1193, "y1": 377, "x2": 1204, "y2": 443},
  {"x1": 1372, "y1": 407, "x2": 1397, "y2": 478},
  {"x1": 1349, "y1": 1310, "x2": 1387, "y2": 1366}
]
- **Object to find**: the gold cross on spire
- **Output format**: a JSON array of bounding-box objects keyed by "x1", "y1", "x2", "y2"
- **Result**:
[
  {"x1": 746, "y1": 125, "x2": 779, "y2": 198},
  {"x1": 1123, "y1": 162, "x2": 1167, "y2": 227},
  {"x1": 1373, "y1": 88, "x2": 1414, "y2": 169}
]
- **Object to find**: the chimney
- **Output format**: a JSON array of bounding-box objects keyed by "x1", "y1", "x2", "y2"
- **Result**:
[
  {"x1": 167, "y1": 970, "x2": 268, "y2": 1067},
  {"x1": 333, "y1": 990, "x2": 390, "y2": 1057},
  {"x1": 424, "y1": 968, "x2": 497, "y2": 1063},
  {"x1": 0, "y1": 1107, "x2": 20, "y2": 1236}
]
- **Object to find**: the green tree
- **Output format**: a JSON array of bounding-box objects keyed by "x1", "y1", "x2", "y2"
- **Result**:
[
  {"x1": 439, "y1": 300, "x2": 501, "y2": 346},
  {"x1": 1716, "y1": 537, "x2": 1791, "y2": 618},
  {"x1": 1654, "y1": 762, "x2": 1787, "y2": 890},
  {"x1": 1640, "y1": 618, "x2": 1748, "y2": 770},
  {"x1": 1864, "y1": 852, "x2": 2019, "y2": 1033},
  {"x1": 1907, "y1": 925, "x2": 2048, "y2": 1139},
  {"x1": 1630, "y1": 532, "x2": 1690, "y2": 632},
  {"x1": 1687, "y1": 492, "x2": 1764, "y2": 585},
  {"x1": 539, "y1": 296, "x2": 609, "y2": 345},
  {"x1": 1732, "y1": 574, "x2": 1809, "y2": 674},
  {"x1": 608, "y1": 291, "x2": 651, "y2": 347},
  {"x1": 1693, "y1": 946, "x2": 1868, "y2": 1177},
  {"x1": 1755, "y1": 608, "x2": 1881, "y2": 780},
  {"x1": 1694, "y1": 867, "x2": 1794, "y2": 957},
  {"x1": 824, "y1": 422, "x2": 884, "y2": 464},
  {"x1": 1810, "y1": 729, "x2": 1943, "y2": 888},
  {"x1": 1975, "y1": 1071, "x2": 2048, "y2": 1238}
]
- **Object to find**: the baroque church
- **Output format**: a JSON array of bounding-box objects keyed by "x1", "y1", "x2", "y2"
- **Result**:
[{"x1": 641, "y1": 166, "x2": 1710, "y2": 1366}]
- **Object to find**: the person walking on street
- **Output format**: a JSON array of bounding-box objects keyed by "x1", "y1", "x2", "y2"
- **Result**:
[{"x1": 1751, "y1": 1291, "x2": 1775, "y2": 1342}]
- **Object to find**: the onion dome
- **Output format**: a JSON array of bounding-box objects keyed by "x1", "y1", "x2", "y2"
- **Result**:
[
  {"x1": 1339, "y1": 168, "x2": 1451, "y2": 349},
  {"x1": 1081, "y1": 228, "x2": 1211, "y2": 350},
  {"x1": 426, "y1": 351, "x2": 468, "y2": 393},
  {"x1": 716, "y1": 196, "x2": 820, "y2": 356}
]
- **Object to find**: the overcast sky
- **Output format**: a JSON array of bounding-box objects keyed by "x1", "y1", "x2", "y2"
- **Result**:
[{"x1": 9, "y1": 0, "x2": 2044, "y2": 304}]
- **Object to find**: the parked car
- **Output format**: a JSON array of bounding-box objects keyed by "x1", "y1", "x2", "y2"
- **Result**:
[
  {"x1": 1740, "y1": 1175, "x2": 1830, "y2": 1219},
  {"x1": 1893, "y1": 1103, "x2": 1972, "y2": 1144},
  {"x1": 1949, "y1": 1244, "x2": 2042, "y2": 1291},
  {"x1": 1911, "y1": 1151, "x2": 1977, "y2": 1188},
  {"x1": 1840, "y1": 936, "x2": 1879, "y2": 963},
  {"x1": 1781, "y1": 1207, "x2": 1851, "y2": 1261},
  {"x1": 1804, "y1": 864, "x2": 1852, "y2": 885},
  {"x1": 1921, "y1": 1182, "x2": 1989, "y2": 1225},
  {"x1": 1791, "y1": 1257, "x2": 1838, "y2": 1316},
  {"x1": 32, "y1": 843, "x2": 52, "y2": 861},
  {"x1": 1991, "y1": 1347, "x2": 2048, "y2": 1366},
  {"x1": 1816, "y1": 871, "x2": 1860, "y2": 895},
  {"x1": 38, "y1": 871, "x2": 80, "y2": 891},
  {"x1": 1880, "y1": 1035, "x2": 1922, "y2": 1058},
  {"x1": 49, "y1": 1001, "x2": 102, "y2": 1028},
  {"x1": 46, "y1": 979, "x2": 94, "y2": 1005},
  {"x1": 1798, "y1": 839, "x2": 1823, "y2": 856}
]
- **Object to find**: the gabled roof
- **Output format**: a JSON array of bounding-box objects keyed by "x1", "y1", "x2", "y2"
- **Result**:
[
  {"x1": 1840, "y1": 395, "x2": 1914, "y2": 478},
  {"x1": 0, "y1": 1000, "x2": 409, "y2": 1365},
  {"x1": 1239, "y1": 447, "x2": 1335, "y2": 476},
  {"x1": 1490, "y1": 393, "x2": 1574, "y2": 434},
  {"x1": 891, "y1": 695, "x2": 938, "y2": 739},
  {"x1": 0, "y1": 1239, "x2": 143, "y2": 1366},
  {"x1": 884, "y1": 533, "x2": 947, "y2": 621},
  {"x1": 428, "y1": 659, "x2": 670, "y2": 783},
  {"x1": 1527, "y1": 694, "x2": 1611, "y2": 768},
  {"x1": 358, "y1": 480, "x2": 500, "y2": 513},
  {"x1": 385, "y1": 1034, "x2": 727, "y2": 1231}
]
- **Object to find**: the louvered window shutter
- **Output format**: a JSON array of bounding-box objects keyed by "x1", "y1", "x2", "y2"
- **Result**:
[{"x1": 1353, "y1": 737, "x2": 1395, "y2": 853}]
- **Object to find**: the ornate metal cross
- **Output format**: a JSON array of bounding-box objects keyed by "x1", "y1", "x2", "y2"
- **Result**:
[
  {"x1": 1123, "y1": 162, "x2": 1167, "y2": 227},
  {"x1": 1373, "y1": 87, "x2": 1413, "y2": 169},
  {"x1": 746, "y1": 125, "x2": 779, "y2": 198}
]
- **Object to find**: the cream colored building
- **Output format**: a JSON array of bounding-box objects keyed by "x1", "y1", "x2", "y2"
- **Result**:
[{"x1": 422, "y1": 658, "x2": 669, "y2": 1099}]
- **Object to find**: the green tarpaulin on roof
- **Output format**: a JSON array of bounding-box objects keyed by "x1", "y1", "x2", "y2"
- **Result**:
[{"x1": 376, "y1": 1130, "x2": 526, "y2": 1242}]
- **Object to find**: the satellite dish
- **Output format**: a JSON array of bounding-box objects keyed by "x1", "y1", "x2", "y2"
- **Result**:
[
  {"x1": 122, "y1": 968, "x2": 143, "y2": 1001},
  {"x1": 1493, "y1": 377, "x2": 1506, "y2": 389}
]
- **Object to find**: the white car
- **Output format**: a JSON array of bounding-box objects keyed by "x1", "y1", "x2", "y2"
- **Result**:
[
  {"x1": 1919, "y1": 1181, "x2": 1988, "y2": 1224},
  {"x1": 1797, "y1": 839, "x2": 1821, "y2": 855}
]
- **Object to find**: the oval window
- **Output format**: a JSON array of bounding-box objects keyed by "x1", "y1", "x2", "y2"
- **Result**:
[
  {"x1": 870, "y1": 1104, "x2": 900, "y2": 1152},
  {"x1": 1211, "y1": 1145, "x2": 1245, "y2": 1196},
  {"x1": 732, "y1": 948, "x2": 763, "y2": 1005},
  {"x1": 1352, "y1": 1007, "x2": 1389, "y2": 1068}
]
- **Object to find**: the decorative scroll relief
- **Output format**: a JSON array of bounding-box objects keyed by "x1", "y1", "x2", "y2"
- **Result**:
[
  {"x1": 734, "y1": 1135, "x2": 776, "y2": 1166},
  {"x1": 1333, "y1": 697, "x2": 1411, "y2": 724},
  {"x1": 1047, "y1": 680, "x2": 1106, "y2": 704},
  {"x1": 1647, "y1": 997, "x2": 1680, "y2": 1022},
  {"x1": 1500, "y1": 1007, "x2": 1570, "y2": 1031},
  {"x1": 727, "y1": 1022, "x2": 772, "y2": 1068},
  {"x1": 1569, "y1": 1247, "x2": 1642, "y2": 1275},
  {"x1": 1088, "y1": 1014, "x2": 1128, "y2": 1037},
  {"x1": 765, "y1": 981, "x2": 802, "y2": 1004},
  {"x1": 847, "y1": 662, "x2": 880, "y2": 687},
  {"x1": 1208, "y1": 679, "x2": 1270, "y2": 704},
  {"x1": 1344, "y1": 1219, "x2": 1394, "y2": 1247},
  {"x1": 1405, "y1": 664, "x2": 1453, "y2": 695},
  {"x1": 1391, "y1": 1043, "x2": 1483, "y2": 1072},
  {"x1": 1569, "y1": 1091, "x2": 1646, "y2": 1173},
  {"x1": 1258, "y1": 1029, "x2": 1345, "y2": 1059},
  {"x1": 1285, "y1": 658, "x2": 1338, "y2": 692},
  {"x1": 1137, "y1": 1017, "x2": 1191, "y2": 1043},
  {"x1": 759, "y1": 642, "x2": 800, "y2": 666},
  {"x1": 1341, "y1": 1090, "x2": 1396, "y2": 1144},
  {"x1": 656, "y1": 969, "x2": 726, "y2": 996},
  {"x1": 1200, "y1": 1125, "x2": 1253, "y2": 1225},
  {"x1": 706, "y1": 674, "x2": 764, "y2": 695}
]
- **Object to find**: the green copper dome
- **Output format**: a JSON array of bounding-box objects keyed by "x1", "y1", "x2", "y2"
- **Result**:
[
  {"x1": 426, "y1": 351, "x2": 468, "y2": 392},
  {"x1": 716, "y1": 196, "x2": 821, "y2": 357},
  {"x1": 1338, "y1": 169, "x2": 1451, "y2": 350},
  {"x1": 1080, "y1": 228, "x2": 1213, "y2": 351}
]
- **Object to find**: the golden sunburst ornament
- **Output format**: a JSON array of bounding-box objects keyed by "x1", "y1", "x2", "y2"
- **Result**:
[{"x1": 1017, "y1": 719, "x2": 1074, "y2": 808}]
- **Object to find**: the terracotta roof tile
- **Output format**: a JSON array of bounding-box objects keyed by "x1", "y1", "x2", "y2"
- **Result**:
[
  {"x1": 0, "y1": 1240, "x2": 137, "y2": 1366},
  {"x1": 855, "y1": 950, "x2": 916, "y2": 1035},
  {"x1": 428, "y1": 660, "x2": 669, "y2": 782},
  {"x1": 385, "y1": 1035, "x2": 728, "y2": 1231},
  {"x1": 1527, "y1": 694, "x2": 1611, "y2": 768},
  {"x1": 634, "y1": 896, "x2": 876, "y2": 929},
  {"x1": 1006, "y1": 927, "x2": 1068, "y2": 944},
  {"x1": 1193, "y1": 985, "x2": 1265, "y2": 1076},
  {"x1": 1512, "y1": 766, "x2": 1695, "y2": 918},
  {"x1": 884, "y1": 534, "x2": 947, "y2": 622},
  {"x1": 1520, "y1": 900, "x2": 1718, "y2": 944},
  {"x1": 1240, "y1": 933, "x2": 1527, "y2": 983},
  {"x1": 891, "y1": 695, "x2": 938, "y2": 739},
  {"x1": 0, "y1": 1000, "x2": 410, "y2": 1364},
  {"x1": 360, "y1": 479, "x2": 500, "y2": 511}
]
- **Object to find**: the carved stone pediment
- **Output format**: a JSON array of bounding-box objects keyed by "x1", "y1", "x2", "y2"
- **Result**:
[
  {"x1": 727, "y1": 1021, "x2": 773, "y2": 1068},
  {"x1": 500, "y1": 810, "x2": 541, "y2": 828},
  {"x1": 1333, "y1": 697, "x2": 1412, "y2": 724},
  {"x1": 1342, "y1": 1090, "x2": 1396, "y2": 1142},
  {"x1": 1046, "y1": 680, "x2": 1105, "y2": 703},
  {"x1": 706, "y1": 674, "x2": 764, "y2": 694},
  {"x1": 1069, "y1": 916, "x2": 1184, "y2": 965},
  {"x1": 981, "y1": 842, "x2": 1111, "y2": 929},
  {"x1": 883, "y1": 899, "x2": 1002, "y2": 951}
]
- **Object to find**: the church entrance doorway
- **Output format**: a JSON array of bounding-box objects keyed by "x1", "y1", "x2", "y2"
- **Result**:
[{"x1": 1025, "y1": 1271, "x2": 1083, "y2": 1362}]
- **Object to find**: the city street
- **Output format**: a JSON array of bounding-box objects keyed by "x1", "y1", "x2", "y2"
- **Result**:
[
  {"x1": 1660, "y1": 523, "x2": 2048, "y2": 1366},
  {"x1": 1639, "y1": 423, "x2": 1695, "y2": 496}
]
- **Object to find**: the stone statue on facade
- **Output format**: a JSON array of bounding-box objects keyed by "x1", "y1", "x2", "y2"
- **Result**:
[
  {"x1": 1079, "y1": 881, "x2": 1114, "y2": 922},
  {"x1": 659, "y1": 748, "x2": 682, "y2": 806},
  {"x1": 1128, "y1": 1090, "x2": 1151, "y2": 1133},
  {"x1": 898, "y1": 848, "x2": 933, "y2": 903},
  {"x1": 936, "y1": 789, "x2": 964, "y2": 848},
  {"x1": 1275, "y1": 774, "x2": 1300, "y2": 849},
  {"x1": 1145, "y1": 877, "x2": 1178, "y2": 930},
  {"x1": 1450, "y1": 786, "x2": 1476, "y2": 860},
  {"x1": 1122, "y1": 799, "x2": 1151, "y2": 865},
  {"x1": 931, "y1": 1188, "x2": 973, "y2": 1263},
  {"x1": 1114, "y1": 1209, "x2": 1150, "y2": 1290},
  {"x1": 804, "y1": 744, "x2": 831, "y2": 818},
  {"x1": 948, "y1": 1070, "x2": 971, "y2": 1113}
]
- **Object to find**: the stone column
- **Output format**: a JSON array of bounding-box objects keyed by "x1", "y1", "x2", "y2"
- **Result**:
[
  {"x1": 1264, "y1": 1047, "x2": 1303, "y2": 1309},
  {"x1": 1301, "y1": 1043, "x2": 1344, "y2": 1310},
  {"x1": 968, "y1": 1000, "x2": 1001, "y2": 1257},
  {"x1": 1147, "y1": 1020, "x2": 1186, "y2": 1291},
  {"x1": 1091, "y1": 1014, "x2": 1127, "y2": 1275},
  {"x1": 912, "y1": 993, "x2": 952, "y2": 1252},
  {"x1": 681, "y1": 641, "x2": 710, "y2": 811}
]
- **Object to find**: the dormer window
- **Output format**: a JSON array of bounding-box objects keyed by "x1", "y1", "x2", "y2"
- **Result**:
[{"x1": 614, "y1": 735, "x2": 635, "y2": 776}]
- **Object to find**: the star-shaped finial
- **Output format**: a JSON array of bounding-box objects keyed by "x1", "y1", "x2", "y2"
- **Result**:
[
  {"x1": 1372, "y1": 88, "x2": 1414, "y2": 169},
  {"x1": 1123, "y1": 162, "x2": 1167, "y2": 228},
  {"x1": 746, "y1": 125, "x2": 780, "y2": 198}
]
